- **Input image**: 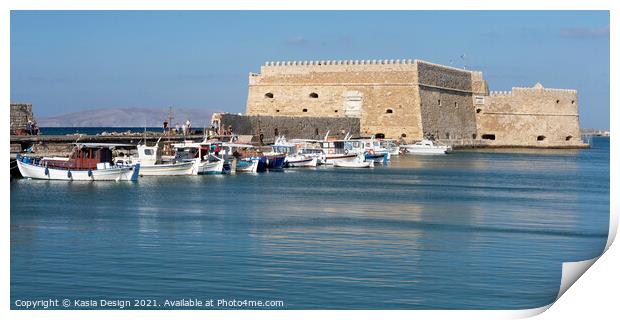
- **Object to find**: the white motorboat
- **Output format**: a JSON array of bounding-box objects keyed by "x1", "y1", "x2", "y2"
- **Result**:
[
  {"x1": 172, "y1": 140, "x2": 227, "y2": 175},
  {"x1": 221, "y1": 142, "x2": 261, "y2": 173},
  {"x1": 286, "y1": 155, "x2": 318, "y2": 167},
  {"x1": 333, "y1": 155, "x2": 374, "y2": 168},
  {"x1": 272, "y1": 136, "x2": 319, "y2": 168},
  {"x1": 401, "y1": 139, "x2": 452, "y2": 155},
  {"x1": 235, "y1": 159, "x2": 259, "y2": 173},
  {"x1": 344, "y1": 139, "x2": 390, "y2": 163},
  {"x1": 379, "y1": 139, "x2": 401, "y2": 156},
  {"x1": 114, "y1": 143, "x2": 195, "y2": 176},
  {"x1": 16, "y1": 143, "x2": 140, "y2": 181}
]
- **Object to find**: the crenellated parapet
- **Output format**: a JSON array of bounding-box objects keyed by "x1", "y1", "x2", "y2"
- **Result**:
[
  {"x1": 258, "y1": 58, "x2": 422, "y2": 76},
  {"x1": 490, "y1": 83, "x2": 577, "y2": 97},
  {"x1": 262, "y1": 59, "x2": 415, "y2": 67},
  {"x1": 490, "y1": 90, "x2": 513, "y2": 96}
]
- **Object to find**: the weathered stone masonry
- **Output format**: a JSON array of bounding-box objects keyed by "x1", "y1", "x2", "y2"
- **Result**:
[{"x1": 243, "y1": 59, "x2": 586, "y2": 148}]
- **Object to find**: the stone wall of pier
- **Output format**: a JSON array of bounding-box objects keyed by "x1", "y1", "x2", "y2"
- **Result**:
[
  {"x1": 215, "y1": 113, "x2": 360, "y2": 142},
  {"x1": 10, "y1": 103, "x2": 35, "y2": 133}
]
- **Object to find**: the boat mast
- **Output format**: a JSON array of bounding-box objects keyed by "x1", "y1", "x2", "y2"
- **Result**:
[{"x1": 166, "y1": 107, "x2": 174, "y2": 142}]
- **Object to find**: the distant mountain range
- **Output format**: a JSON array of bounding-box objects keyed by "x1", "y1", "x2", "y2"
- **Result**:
[{"x1": 37, "y1": 108, "x2": 220, "y2": 127}]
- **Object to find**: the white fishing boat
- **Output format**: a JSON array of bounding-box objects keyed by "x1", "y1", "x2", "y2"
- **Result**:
[
  {"x1": 289, "y1": 139, "x2": 327, "y2": 165},
  {"x1": 235, "y1": 159, "x2": 259, "y2": 173},
  {"x1": 344, "y1": 139, "x2": 390, "y2": 163},
  {"x1": 16, "y1": 143, "x2": 140, "y2": 181},
  {"x1": 221, "y1": 142, "x2": 261, "y2": 173},
  {"x1": 319, "y1": 140, "x2": 357, "y2": 165},
  {"x1": 333, "y1": 154, "x2": 374, "y2": 168},
  {"x1": 285, "y1": 155, "x2": 318, "y2": 167},
  {"x1": 401, "y1": 139, "x2": 452, "y2": 155},
  {"x1": 272, "y1": 136, "x2": 318, "y2": 168},
  {"x1": 379, "y1": 139, "x2": 401, "y2": 156},
  {"x1": 172, "y1": 140, "x2": 227, "y2": 175},
  {"x1": 114, "y1": 142, "x2": 194, "y2": 176}
]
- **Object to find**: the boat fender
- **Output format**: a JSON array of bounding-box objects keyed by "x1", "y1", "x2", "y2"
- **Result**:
[
  {"x1": 67, "y1": 171, "x2": 72, "y2": 179},
  {"x1": 87, "y1": 169, "x2": 93, "y2": 177},
  {"x1": 44, "y1": 167, "x2": 49, "y2": 176}
]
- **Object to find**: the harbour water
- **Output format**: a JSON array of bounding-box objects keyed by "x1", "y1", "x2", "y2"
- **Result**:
[
  {"x1": 38, "y1": 127, "x2": 165, "y2": 135},
  {"x1": 10, "y1": 137, "x2": 609, "y2": 309}
]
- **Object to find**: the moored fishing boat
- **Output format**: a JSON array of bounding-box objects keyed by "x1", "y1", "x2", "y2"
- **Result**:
[
  {"x1": 271, "y1": 136, "x2": 318, "y2": 168},
  {"x1": 235, "y1": 158, "x2": 260, "y2": 173},
  {"x1": 319, "y1": 140, "x2": 357, "y2": 165},
  {"x1": 379, "y1": 139, "x2": 400, "y2": 156},
  {"x1": 264, "y1": 153, "x2": 286, "y2": 170},
  {"x1": 114, "y1": 142, "x2": 194, "y2": 176},
  {"x1": 285, "y1": 155, "x2": 318, "y2": 167},
  {"x1": 289, "y1": 139, "x2": 327, "y2": 165},
  {"x1": 344, "y1": 139, "x2": 390, "y2": 164},
  {"x1": 16, "y1": 143, "x2": 140, "y2": 181},
  {"x1": 248, "y1": 156, "x2": 268, "y2": 172},
  {"x1": 221, "y1": 142, "x2": 263, "y2": 173},
  {"x1": 401, "y1": 139, "x2": 452, "y2": 155},
  {"x1": 171, "y1": 140, "x2": 227, "y2": 175},
  {"x1": 333, "y1": 154, "x2": 374, "y2": 168}
]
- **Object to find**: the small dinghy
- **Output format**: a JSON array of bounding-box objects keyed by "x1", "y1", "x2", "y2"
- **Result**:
[
  {"x1": 236, "y1": 159, "x2": 259, "y2": 173},
  {"x1": 333, "y1": 155, "x2": 374, "y2": 168},
  {"x1": 285, "y1": 155, "x2": 318, "y2": 167}
]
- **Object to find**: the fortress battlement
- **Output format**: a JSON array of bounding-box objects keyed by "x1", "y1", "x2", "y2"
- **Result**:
[
  {"x1": 256, "y1": 59, "x2": 482, "y2": 77},
  {"x1": 490, "y1": 85, "x2": 577, "y2": 97},
  {"x1": 262, "y1": 59, "x2": 414, "y2": 67}
]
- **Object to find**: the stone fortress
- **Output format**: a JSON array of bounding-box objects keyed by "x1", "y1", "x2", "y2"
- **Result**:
[{"x1": 240, "y1": 58, "x2": 586, "y2": 148}]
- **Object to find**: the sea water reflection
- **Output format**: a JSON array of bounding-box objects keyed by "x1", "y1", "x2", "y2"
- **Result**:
[{"x1": 10, "y1": 138, "x2": 609, "y2": 309}]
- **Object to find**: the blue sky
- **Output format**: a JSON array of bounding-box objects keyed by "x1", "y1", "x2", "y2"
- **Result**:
[{"x1": 10, "y1": 11, "x2": 610, "y2": 128}]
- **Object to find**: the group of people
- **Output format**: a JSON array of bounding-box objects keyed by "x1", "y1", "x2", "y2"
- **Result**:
[
  {"x1": 163, "y1": 120, "x2": 193, "y2": 136},
  {"x1": 208, "y1": 122, "x2": 234, "y2": 137}
]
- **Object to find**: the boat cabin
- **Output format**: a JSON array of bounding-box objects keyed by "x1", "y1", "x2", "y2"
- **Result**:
[
  {"x1": 321, "y1": 140, "x2": 346, "y2": 155},
  {"x1": 136, "y1": 145, "x2": 161, "y2": 166},
  {"x1": 272, "y1": 144, "x2": 298, "y2": 155},
  {"x1": 42, "y1": 143, "x2": 127, "y2": 170}
]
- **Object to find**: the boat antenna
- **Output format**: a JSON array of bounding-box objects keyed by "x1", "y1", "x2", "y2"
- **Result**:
[
  {"x1": 203, "y1": 120, "x2": 207, "y2": 141},
  {"x1": 143, "y1": 120, "x2": 147, "y2": 146},
  {"x1": 324, "y1": 130, "x2": 330, "y2": 141},
  {"x1": 166, "y1": 106, "x2": 174, "y2": 142}
]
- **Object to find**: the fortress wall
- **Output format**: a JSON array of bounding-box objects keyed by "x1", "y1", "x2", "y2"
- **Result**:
[
  {"x1": 476, "y1": 86, "x2": 584, "y2": 147},
  {"x1": 357, "y1": 85, "x2": 423, "y2": 139},
  {"x1": 216, "y1": 113, "x2": 359, "y2": 142},
  {"x1": 244, "y1": 60, "x2": 585, "y2": 148},
  {"x1": 246, "y1": 60, "x2": 424, "y2": 139},
  {"x1": 416, "y1": 61, "x2": 478, "y2": 140},
  {"x1": 471, "y1": 71, "x2": 489, "y2": 95}
]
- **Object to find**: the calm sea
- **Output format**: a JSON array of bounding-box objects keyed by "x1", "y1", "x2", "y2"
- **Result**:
[
  {"x1": 39, "y1": 127, "x2": 164, "y2": 136},
  {"x1": 10, "y1": 137, "x2": 609, "y2": 309}
]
